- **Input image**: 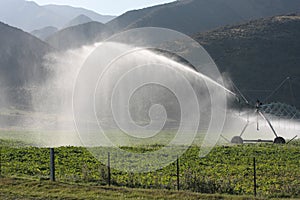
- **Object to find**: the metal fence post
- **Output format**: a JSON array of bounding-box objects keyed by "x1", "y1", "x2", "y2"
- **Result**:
[
  {"x1": 0, "y1": 146, "x2": 2, "y2": 177},
  {"x1": 253, "y1": 157, "x2": 257, "y2": 197},
  {"x1": 177, "y1": 156, "x2": 180, "y2": 191},
  {"x1": 108, "y1": 152, "x2": 111, "y2": 186},
  {"x1": 50, "y1": 148, "x2": 55, "y2": 182}
]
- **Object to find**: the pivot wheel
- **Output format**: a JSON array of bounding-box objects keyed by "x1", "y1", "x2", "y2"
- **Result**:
[
  {"x1": 274, "y1": 137, "x2": 286, "y2": 144},
  {"x1": 231, "y1": 136, "x2": 244, "y2": 144}
]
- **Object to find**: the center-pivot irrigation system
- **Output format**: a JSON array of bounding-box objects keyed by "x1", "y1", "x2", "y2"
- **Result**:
[{"x1": 223, "y1": 77, "x2": 298, "y2": 144}]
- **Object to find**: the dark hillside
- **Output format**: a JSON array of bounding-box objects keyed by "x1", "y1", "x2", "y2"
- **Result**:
[{"x1": 194, "y1": 14, "x2": 300, "y2": 107}]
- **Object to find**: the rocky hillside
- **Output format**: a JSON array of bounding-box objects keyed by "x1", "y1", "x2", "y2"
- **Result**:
[
  {"x1": 194, "y1": 14, "x2": 300, "y2": 107},
  {"x1": 107, "y1": 0, "x2": 300, "y2": 35}
]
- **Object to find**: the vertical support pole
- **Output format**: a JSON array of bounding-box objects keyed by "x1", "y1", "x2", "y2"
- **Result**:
[
  {"x1": 108, "y1": 152, "x2": 111, "y2": 186},
  {"x1": 50, "y1": 148, "x2": 55, "y2": 182},
  {"x1": 177, "y1": 156, "x2": 180, "y2": 191},
  {"x1": 0, "y1": 146, "x2": 2, "y2": 178},
  {"x1": 253, "y1": 157, "x2": 257, "y2": 197}
]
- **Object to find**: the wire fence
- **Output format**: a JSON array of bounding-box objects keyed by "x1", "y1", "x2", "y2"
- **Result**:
[{"x1": 0, "y1": 144, "x2": 299, "y2": 198}]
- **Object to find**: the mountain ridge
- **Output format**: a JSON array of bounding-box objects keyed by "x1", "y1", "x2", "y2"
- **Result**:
[
  {"x1": 107, "y1": 0, "x2": 300, "y2": 35},
  {"x1": 45, "y1": 21, "x2": 110, "y2": 50},
  {"x1": 63, "y1": 14, "x2": 93, "y2": 28},
  {"x1": 43, "y1": 4, "x2": 115, "y2": 24},
  {"x1": 0, "y1": 21, "x2": 52, "y2": 87},
  {"x1": 0, "y1": 0, "x2": 116, "y2": 31},
  {"x1": 30, "y1": 26, "x2": 58, "y2": 40},
  {"x1": 0, "y1": 21, "x2": 54, "y2": 108}
]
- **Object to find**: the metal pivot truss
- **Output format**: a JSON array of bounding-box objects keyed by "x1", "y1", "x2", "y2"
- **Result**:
[
  {"x1": 261, "y1": 102, "x2": 300, "y2": 120},
  {"x1": 225, "y1": 77, "x2": 299, "y2": 144}
]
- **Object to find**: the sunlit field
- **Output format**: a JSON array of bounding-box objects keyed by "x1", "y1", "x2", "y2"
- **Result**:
[{"x1": 1, "y1": 137, "x2": 299, "y2": 199}]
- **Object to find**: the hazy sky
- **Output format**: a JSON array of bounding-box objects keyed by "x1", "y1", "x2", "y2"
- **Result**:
[{"x1": 32, "y1": 0, "x2": 176, "y2": 15}]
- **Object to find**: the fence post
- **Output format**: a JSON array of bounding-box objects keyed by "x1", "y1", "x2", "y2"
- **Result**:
[
  {"x1": 108, "y1": 152, "x2": 111, "y2": 186},
  {"x1": 177, "y1": 156, "x2": 180, "y2": 191},
  {"x1": 0, "y1": 146, "x2": 2, "y2": 177},
  {"x1": 253, "y1": 157, "x2": 257, "y2": 197},
  {"x1": 50, "y1": 148, "x2": 55, "y2": 182}
]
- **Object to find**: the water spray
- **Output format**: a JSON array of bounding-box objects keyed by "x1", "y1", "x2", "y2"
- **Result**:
[{"x1": 225, "y1": 77, "x2": 299, "y2": 144}]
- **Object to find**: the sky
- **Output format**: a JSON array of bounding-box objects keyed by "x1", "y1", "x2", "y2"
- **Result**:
[{"x1": 32, "y1": 0, "x2": 176, "y2": 16}]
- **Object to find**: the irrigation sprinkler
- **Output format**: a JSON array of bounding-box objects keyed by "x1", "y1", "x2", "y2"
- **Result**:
[
  {"x1": 230, "y1": 100, "x2": 290, "y2": 144},
  {"x1": 287, "y1": 135, "x2": 298, "y2": 144},
  {"x1": 224, "y1": 77, "x2": 298, "y2": 144},
  {"x1": 190, "y1": 63, "x2": 297, "y2": 145}
]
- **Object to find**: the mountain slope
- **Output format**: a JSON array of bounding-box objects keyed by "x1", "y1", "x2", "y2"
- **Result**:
[
  {"x1": 106, "y1": 2, "x2": 171, "y2": 32},
  {"x1": 0, "y1": 22, "x2": 53, "y2": 108},
  {"x1": 44, "y1": 4, "x2": 115, "y2": 24},
  {"x1": 0, "y1": 22, "x2": 52, "y2": 87},
  {"x1": 63, "y1": 14, "x2": 93, "y2": 28},
  {"x1": 194, "y1": 14, "x2": 300, "y2": 107},
  {"x1": 0, "y1": 0, "x2": 115, "y2": 32},
  {"x1": 0, "y1": 0, "x2": 61, "y2": 32},
  {"x1": 45, "y1": 22, "x2": 111, "y2": 50},
  {"x1": 108, "y1": 0, "x2": 300, "y2": 35},
  {"x1": 39, "y1": 0, "x2": 300, "y2": 51},
  {"x1": 31, "y1": 26, "x2": 58, "y2": 40}
]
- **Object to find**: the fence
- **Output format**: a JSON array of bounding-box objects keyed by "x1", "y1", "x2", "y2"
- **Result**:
[{"x1": 0, "y1": 144, "x2": 299, "y2": 198}]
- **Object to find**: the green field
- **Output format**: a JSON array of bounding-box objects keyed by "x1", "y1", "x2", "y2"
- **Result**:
[
  {"x1": 0, "y1": 139, "x2": 300, "y2": 199},
  {"x1": 0, "y1": 177, "x2": 264, "y2": 200}
]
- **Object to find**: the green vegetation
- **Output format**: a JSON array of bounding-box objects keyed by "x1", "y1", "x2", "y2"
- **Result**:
[
  {"x1": 1, "y1": 139, "x2": 300, "y2": 199},
  {"x1": 194, "y1": 14, "x2": 300, "y2": 107},
  {"x1": 0, "y1": 177, "x2": 262, "y2": 200}
]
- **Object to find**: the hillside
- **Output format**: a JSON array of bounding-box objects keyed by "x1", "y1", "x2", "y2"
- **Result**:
[
  {"x1": 107, "y1": 0, "x2": 300, "y2": 35},
  {"x1": 30, "y1": 26, "x2": 58, "y2": 40},
  {"x1": 194, "y1": 14, "x2": 300, "y2": 107},
  {"x1": 46, "y1": 22, "x2": 111, "y2": 50},
  {"x1": 44, "y1": 4, "x2": 115, "y2": 24},
  {"x1": 0, "y1": 22, "x2": 52, "y2": 87},
  {"x1": 106, "y1": 3, "x2": 169, "y2": 32},
  {"x1": 0, "y1": 0, "x2": 60, "y2": 32},
  {"x1": 44, "y1": 13, "x2": 300, "y2": 108},
  {"x1": 0, "y1": 22, "x2": 52, "y2": 108},
  {"x1": 39, "y1": 0, "x2": 300, "y2": 51},
  {"x1": 63, "y1": 14, "x2": 93, "y2": 28},
  {"x1": 0, "y1": 0, "x2": 115, "y2": 32}
]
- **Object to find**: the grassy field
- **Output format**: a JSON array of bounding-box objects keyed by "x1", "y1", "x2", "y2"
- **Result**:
[
  {"x1": 0, "y1": 177, "x2": 265, "y2": 200},
  {"x1": 0, "y1": 139, "x2": 300, "y2": 199}
]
